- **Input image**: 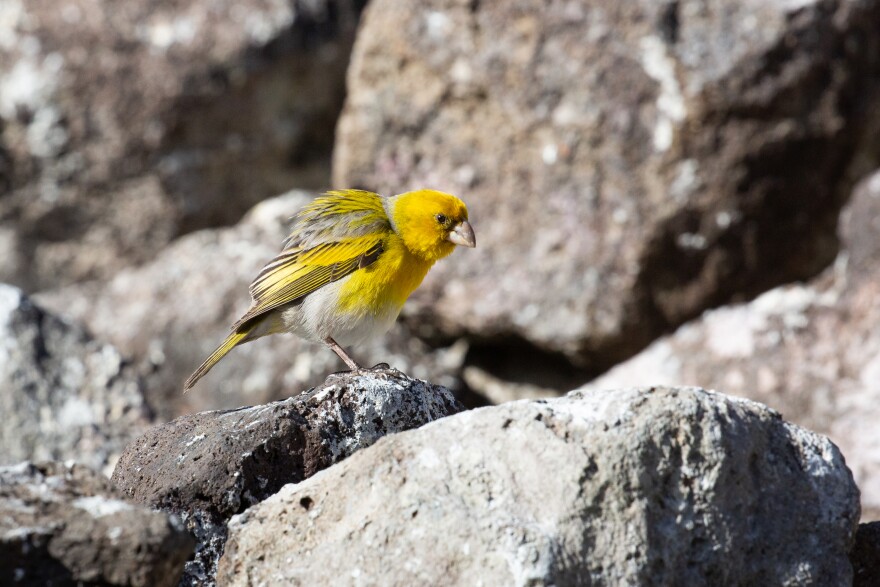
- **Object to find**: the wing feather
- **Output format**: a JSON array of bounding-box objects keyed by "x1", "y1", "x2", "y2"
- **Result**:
[
  {"x1": 283, "y1": 189, "x2": 390, "y2": 250},
  {"x1": 234, "y1": 190, "x2": 391, "y2": 332},
  {"x1": 234, "y1": 235, "x2": 385, "y2": 332}
]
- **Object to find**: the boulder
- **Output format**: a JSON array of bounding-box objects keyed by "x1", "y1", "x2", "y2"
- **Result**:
[
  {"x1": 36, "y1": 192, "x2": 478, "y2": 418},
  {"x1": 112, "y1": 367, "x2": 463, "y2": 586},
  {"x1": 218, "y1": 386, "x2": 859, "y2": 586},
  {"x1": 584, "y1": 170, "x2": 880, "y2": 517},
  {"x1": 0, "y1": 284, "x2": 152, "y2": 475},
  {"x1": 0, "y1": 461, "x2": 193, "y2": 587},
  {"x1": 334, "y1": 0, "x2": 880, "y2": 379},
  {"x1": 0, "y1": 0, "x2": 362, "y2": 291}
]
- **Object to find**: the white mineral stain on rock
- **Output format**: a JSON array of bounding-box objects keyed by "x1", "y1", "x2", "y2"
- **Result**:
[
  {"x1": 416, "y1": 447, "x2": 441, "y2": 469},
  {"x1": 107, "y1": 526, "x2": 123, "y2": 543},
  {"x1": 640, "y1": 35, "x2": 686, "y2": 152},
  {"x1": 670, "y1": 159, "x2": 699, "y2": 202},
  {"x1": 716, "y1": 210, "x2": 735, "y2": 228},
  {"x1": 57, "y1": 396, "x2": 95, "y2": 428},
  {"x1": 426, "y1": 11, "x2": 452, "y2": 38},
  {"x1": 140, "y1": 17, "x2": 199, "y2": 49},
  {"x1": 0, "y1": 285, "x2": 24, "y2": 330},
  {"x1": 450, "y1": 59, "x2": 472, "y2": 84},
  {"x1": 72, "y1": 496, "x2": 134, "y2": 518},
  {"x1": 185, "y1": 434, "x2": 206, "y2": 447},
  {"x1": 705, "y1": 308, "x2": 756, "y2": 358},
  {"x1": 3, "y1": 526, "x2": 51, "y2": 540},
  {"x1": 701, "y1": 285, "x2": 834, "y2": 359},
  {"x1": 677, "y1": 232, "x2": 708, "y2": 250},
  {"x1": 0, "y1": 53, "x2": 67, "y2": 158},
  {"x1": 2, "y1": 497, "x2": 36, "y2": 515},
  {"x1": 0, "y1": 0, "x2": 25, "y2": 50},
  {"x1": 781, "y1": 0, "x2": 820, "y2": 11},
  {"x1": 234, "y1": 0, "x2": 294, "y2": 45}
]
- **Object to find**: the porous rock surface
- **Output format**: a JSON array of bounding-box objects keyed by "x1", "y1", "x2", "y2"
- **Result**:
[
  {"x1": 335, "y1": 0, "x2": 880, "y2": 374},
  {"x1": 584, "y1": 170, "x2": 880, "y2": 517},
  {"x1": 218, "y1": 386, "x2": 859, "y2": 586},
  {"x1": 0, "y1": 0, "x2": 362, "y2": 290},
  {"x1": 0, "y1": 461, "x2": 193, "y2": 587},
  {"x1": 0, "y1": 284, "x2": 152, "y2": 475},
  {"x1": 112, "y1": 367, "x2": 463, "y2": 586},
  {"x1": 36, "y1": 192, "x2": 475, "y2": 418}
]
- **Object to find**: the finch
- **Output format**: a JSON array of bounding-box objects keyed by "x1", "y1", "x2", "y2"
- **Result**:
[{"x1": 184, "y1": 188, "x2": 475, "y2": 391}]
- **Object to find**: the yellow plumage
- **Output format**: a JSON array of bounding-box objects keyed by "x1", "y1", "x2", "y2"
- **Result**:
[{"x1": 184, "y1": 188, "x2": 475, "y2": 391}]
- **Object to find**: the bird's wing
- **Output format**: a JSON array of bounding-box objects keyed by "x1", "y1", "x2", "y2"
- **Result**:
[
  {"x1": 232, "y1": 233, "x2": 385, "y2": 332},
  {"x1": 283, "y1": 189, "x2": 390, "y2": 250}
]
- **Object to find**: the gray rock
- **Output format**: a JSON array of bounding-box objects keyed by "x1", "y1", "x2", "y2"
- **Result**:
[
  {"x1": 583, "y1": 170, "x2": 880, "y2": 518},
  {"x1": 219, "y1": 386, "x2": 859, "y2": 586},
  {"x1": 0, "y1": 284, "x2": 152, "y2": 475},
  {"x1": 0, "y1": 461, "x2": 193, "y2": 587},
  {"x1": 112, "y1": 367, "x2": 463, "y2": 586},
  {"x1": 334, "y1": 0, "x2": 880, "y2": 380},
  {"x1": 36, "y1": 192, "x2": 478, "y2": 419},
  {"x1": 0, "y1": 0, "x2": 362, "y2": 291}
]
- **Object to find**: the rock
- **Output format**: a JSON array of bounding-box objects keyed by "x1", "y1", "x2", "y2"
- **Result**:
[
  {"x1": 583, "y1": 170, "x2": 880, "y2": 517},
  {"x1": 0, "y1": 461, "x2": 193, "y2": 587},
  {"x1": 0, "y1": 0, "x2": 362, "y2": 291},
  {"x1": 334, "y1": 0, "x2": 880, "y2": 379},
  {"x1": 218, "y1": 386, "x2": 858, "y2": 585},
  {"x1": 112, "y1": 367, "x2": 463, "y2": 586},
  {"x1": 35, "y1": 191, "x2": 478, "y2": 418},
  {"x1": 0, "y1": 284, "x2": 152, "y2": 475},
  {"x1": 852, "y1": 522, "x2": 880, "y2": 587}
]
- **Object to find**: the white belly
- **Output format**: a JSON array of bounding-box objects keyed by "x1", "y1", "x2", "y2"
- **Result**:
[{"x1": 278, "y1": 276, "x2": 403, "y2": 346}]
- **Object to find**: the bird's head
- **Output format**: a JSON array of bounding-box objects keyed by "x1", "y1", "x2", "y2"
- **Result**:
[{"x1": 386, "y1": 189, "x2": 475, "y2": 262}]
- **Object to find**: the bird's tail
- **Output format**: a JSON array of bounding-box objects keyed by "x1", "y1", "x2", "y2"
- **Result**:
[{"x1": 184, "y1": 327, "x2": 252, "y2": 392}]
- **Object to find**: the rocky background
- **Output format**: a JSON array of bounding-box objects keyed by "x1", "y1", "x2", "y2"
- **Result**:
[{"x1": 3, "y1": 0, "x2": 880, "y2": 584}]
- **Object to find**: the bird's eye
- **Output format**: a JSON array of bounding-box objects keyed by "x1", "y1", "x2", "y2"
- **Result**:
[{"x1": 435, "y1": 214, "x2": 448, "y2": 225}]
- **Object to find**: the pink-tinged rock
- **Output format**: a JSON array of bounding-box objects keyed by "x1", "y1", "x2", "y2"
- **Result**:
[
  {"x1": 334, "y1": 0, "x2": 880, "y2": 373},
  {"x1": 584, "y1": 170, "x2": 880, "y2": 517},
  {"x1": 0, "y1": 0, "x2": 362, "y2": 291}
]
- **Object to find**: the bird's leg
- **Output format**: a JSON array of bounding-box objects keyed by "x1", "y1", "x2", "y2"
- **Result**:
[{"x1": 323, "y1": 337, "x2": 361, "y2": 371}]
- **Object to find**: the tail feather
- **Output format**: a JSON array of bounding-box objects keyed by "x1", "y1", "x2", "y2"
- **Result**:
[{"x1": 184, "y1": 328, "x2": 251, "y2": 392}]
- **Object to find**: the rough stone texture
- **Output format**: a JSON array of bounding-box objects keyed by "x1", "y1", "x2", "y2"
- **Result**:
[
  {"x1": 218, "y1": 386, "x2": 859, "y2": 586},
  {"x1": 112, "y1": 368, "x2": 463, "y2": 586},
  {"x1": 0, "y1": 461, "x2": 193, "y2": 587},
  {"x1": 584, "y1": 170, "x2": 880, "y2": 517},
  {"x1": 0, "y1": 284, "x2": 152, "y2": 475},
  {"x1": 36, "y1": 192, "x2": 476, "y2": 418},
  {"x1": 0, "y1": 0, "x2": 363, "y2": 291},
  {"x1": 851, "y1": 522, "x2": 880, "y2": 587},
  {"x1": 334, "y1": 0, "x2": 880, "y2": 376}
]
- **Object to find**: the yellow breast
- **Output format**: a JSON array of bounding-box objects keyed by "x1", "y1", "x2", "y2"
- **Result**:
[{"x1": 336, "y1": 235, "x2": 435, "y2": 316}]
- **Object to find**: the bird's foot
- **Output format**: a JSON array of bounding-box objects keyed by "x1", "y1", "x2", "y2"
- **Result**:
[{"x1": 328, "y1": 362, "x2": 391, "y2": 378}]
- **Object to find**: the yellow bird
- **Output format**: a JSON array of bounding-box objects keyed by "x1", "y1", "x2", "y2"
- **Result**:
[{"x1": 184, "y1": 188, "x2": 475, "y2": 391}]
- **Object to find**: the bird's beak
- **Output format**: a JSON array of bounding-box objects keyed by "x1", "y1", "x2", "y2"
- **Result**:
[{"x1": 447, "y1": 220, "x2": 476, "y2": 248}]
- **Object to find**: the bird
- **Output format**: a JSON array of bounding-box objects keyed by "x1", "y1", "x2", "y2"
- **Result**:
[{"x1": 183, "y1": 188, "x2": 475, "y2": 391}]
